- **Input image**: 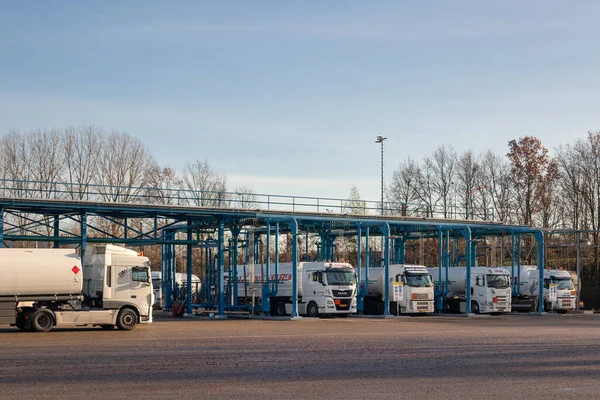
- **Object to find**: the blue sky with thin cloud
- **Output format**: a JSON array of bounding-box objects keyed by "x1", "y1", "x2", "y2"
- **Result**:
[{"x1": 1, "y1": 1, "x2": 599, "y2": 200}]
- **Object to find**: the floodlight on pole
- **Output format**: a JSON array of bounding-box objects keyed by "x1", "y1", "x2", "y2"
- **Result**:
[{"x1": 375, "y1": 136, "x2": 387, "y2": 216}]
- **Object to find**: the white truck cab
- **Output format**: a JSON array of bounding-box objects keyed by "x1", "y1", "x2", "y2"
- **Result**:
[{"x1": 427, "y1": 267, "x2": 512, "y2": 314}]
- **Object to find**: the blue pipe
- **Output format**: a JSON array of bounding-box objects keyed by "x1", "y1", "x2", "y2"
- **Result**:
[
  {"x1": 463, "y1": 227, "x2": 472, "y2": 314},
  {"x1": 382, "y1": 223, "x2": 391, "y2": 316},
  {"x1": 186, "y1": 221, "x2": 193, "y2": 314},
  {"x1": 305, "y1": 230, "x2": 309, "y2": 261},
  {"x1": 218, "y1": 218, "x2": 225, "y2": 317},
  {"x1": 232, "y1": 229, "x2": 240, "y2": 306},
  {"x1": 365, "y1": 227, "x2": 370, "y2": 295},
  {"x1": 53, "y1": 216, "x2": 60, "y2": 248},
  {"x1": 263, "y1": 220, "x2": 271, "y2": 315},
  {"x1": 271, "y1": 222, "x2": 279, "y2": 296},
  {"x1": 511, "y1": 231, "x2": 516, "y2": 295},
  {"x1": 517, "y1": 233, "x2": 522, "y2": 295},
  {"x1": 357, "y1": 223, "x2": 363, "y2": 314},
  {"x1": 436, "y1": 228, "x2": 443, "y2": 312},
  {"x1": 536, "y1": 230, "x2": 545, "y2": 313},
  {"x1": 0, "y1": 207, "x2": 3, "y2": 247},
  {"x1": 445, "y1": 230, "x2": 450, "y2": 297}
]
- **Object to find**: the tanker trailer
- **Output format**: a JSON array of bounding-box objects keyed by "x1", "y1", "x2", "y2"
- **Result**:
[{"x1": 0, "y1": 245, "x2": 153, "y2": 332}]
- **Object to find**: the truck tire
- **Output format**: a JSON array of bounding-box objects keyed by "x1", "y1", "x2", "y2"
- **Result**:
[
  {"x1": 307, "y1": 302, "x2": 319, "y2": 318},
  {"x1": 116, "y1": 308, "x2": 138, "y2": 330},
  {"x1": 275, "y1": 302, "x2": 286, "y2": 316},
  {"x1": 31, "y1": 310, "x2": 53, "y2": 332},
  {"x1": 470, "y1": 301, "x2": 480, "y2": 314}
]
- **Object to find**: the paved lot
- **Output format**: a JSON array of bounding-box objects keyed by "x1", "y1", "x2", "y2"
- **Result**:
[{"x1": 0, "y1": 313, "x2": 599, "y2": 399}]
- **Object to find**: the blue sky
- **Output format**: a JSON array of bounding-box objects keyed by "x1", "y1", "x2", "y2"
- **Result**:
[{"x1": 1, "y1": 1, "x2": 599, "y2": 201}]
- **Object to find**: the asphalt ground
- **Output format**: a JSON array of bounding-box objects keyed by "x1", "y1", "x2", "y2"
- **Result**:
[{"x1": 1, "y1": 312, "x2": 600, "y2": 400}]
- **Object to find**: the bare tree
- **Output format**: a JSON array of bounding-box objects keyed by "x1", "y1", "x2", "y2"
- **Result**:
[
  {"x1": 231, "y1": 185, "x2": 258, "y2": 209},
  {"x1": 182, "y1": 159, "x2": 227, "y2": 207},
  {"x1": 62, "y1": 125, "x2": 103, "y2": 200},
  {"x1": 387, "y1": 158, "x2": 420, "y2": 216},
  {"x1": 455, "y1": 150, "x2": 480, "y2": 219},
  {"x1": 430, "y1": 145, "x2": 457, "y2": 218},
  {"x1": 0, "y1": 129, "x2": 31, "y2": 197},
  {"x1": 416, "y1": 157, "x2": 438, "y2": 217},
  {"x1": 145, "y1": 166, "x2": 183, "y2": 205},
  {"x1": 481, "y1": 150, "x2": 513, "y2": 223},
  {"x1": 96, "y1": 131, "x2": 157, "y2": 202}
]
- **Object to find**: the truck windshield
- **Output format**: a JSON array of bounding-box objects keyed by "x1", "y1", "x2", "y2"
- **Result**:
[
  {"x1": 405, "y1": 273, "x2": 432, "y2": 288},
  {"x1": 325, "y1": 270, "x2": 355, "y2": 286},
  {"x1": 551, "y1": 277, "x2": 574, "y2": 290},
  {"x1": 486, "y1": 274, "x2": 510, "y2": 289}
]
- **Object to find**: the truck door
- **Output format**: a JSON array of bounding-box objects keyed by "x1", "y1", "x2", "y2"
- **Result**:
[
  {"x1": 474, "y1": 275, "x2": 486, "y2": 304},
  {"x1": 131, "y1": 266, "x2": 152, "y2": 311}
]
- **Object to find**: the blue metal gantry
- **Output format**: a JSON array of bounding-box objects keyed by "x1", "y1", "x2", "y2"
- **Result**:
[{"x1": 0, "y1": 196, "x2": 546, "y2": 318}]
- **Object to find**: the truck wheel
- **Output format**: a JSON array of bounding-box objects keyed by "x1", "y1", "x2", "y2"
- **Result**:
[
  {"x1": 31, "y1": 310, "x2": 53, "y2": 332},
  {"x1": 275, "y1": 302, "x2": 286, "y2": 316},
  {"x1": 470, "y1": 301, "x2": 480, "y2": 314},
  {"x1": 307, "y1": 302, "x2": 319, "y2": 318},
  {"x1": 116, "y1": 309, "x2": 138, "y2": 330}
]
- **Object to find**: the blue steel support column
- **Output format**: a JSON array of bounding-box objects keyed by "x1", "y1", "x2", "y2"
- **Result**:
[
  {"x1": 444, "y1": 231, "x2": 450, "y2": 297},
  {"x1": 399, "y1": 235, "x2": 405, "y2": 264},
  {"x1": 305, "y1": 231, "x2": 309, "y2": 261},
  {"x1": 217, "y1": 218, "x2": 226, "y2": 317},
  {"x1": 161, "y1": 232, "x2": 169, "y2": 309},
  {"x1": 272, "y1": 222, "x2": 279, "y2": 296},
  {"x1": 356, "y1": 224, "x2": 363, "y2": 314},
  {"x1": 436, "y1": 228, "x2": 443, "y2": 312},
  {"x1": 511, "y1": 232, "x2": 516, "y2": 295},
  {"x1": 365, "y1": 227, "x2": 370, "y2": 295},
  {"x1": 382, "y1": 223, "x2": 391, "y2": 316},
  {"x1": 232, "y1": 228, "x2": 240, "y2": 306},
  {"x1": 463, "y1": 227, "x2": 472, "y2": 314},
  {"x1": 0, "y1": 207, "x2": 3, "y2": 247},
  {"x1": 471, "y1": 238, "x2": 477, "y2": 268},
  {"x1": 262, "y1": 220, "x2": 271, "y2": 315},
  {"x1": 53, "y1": 215, "x2": 60, "y2": 248},
  {"x1": 288, "y1": 218, "x2": 299, "y2": 318},
  {"x1": 535, "y1": 230, "x2": 545, "y2": 313},
  {"x1": 80, "y1": 213, "x2": 87, "y2": 273},
  {"x1": 186, "y1": 221, "x2": 193, "y2": 315},
  {"x1": 517, "y1": 233, "x2": 522, "y2": 293}
]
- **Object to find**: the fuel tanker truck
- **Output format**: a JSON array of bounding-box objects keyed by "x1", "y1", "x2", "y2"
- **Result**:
[
  {"x1": 425, "y1": 266, "x2": 512, "y2": 314},
  {"x1": 511, "y1": 266, "x2": 577, "y2": 312},
  {"x1": 360, "y1": 264, "x2": 435, "y2": 315},
  {"x1": 0, "y1": 245, "x2": 154, "y2": 332},
  {"x1": 235, "y1": 261, "x2": 357, "y2": 317}
]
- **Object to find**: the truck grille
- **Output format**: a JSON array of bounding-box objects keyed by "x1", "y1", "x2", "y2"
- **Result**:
[
  {"x1": 332, "y1": 289, "x2": 353, "y2": 298},
  {"x1": 415, "y1": 301, "x2": 432, "y2": 312}
]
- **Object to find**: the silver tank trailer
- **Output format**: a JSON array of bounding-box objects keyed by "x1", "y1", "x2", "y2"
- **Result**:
[{"x1": 0, "y1": 249, "x2": 83, "y2": 296}]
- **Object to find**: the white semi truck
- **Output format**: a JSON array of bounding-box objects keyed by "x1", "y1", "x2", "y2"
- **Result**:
[
  {"x1": 235, "y1": 261, "x2": 357, "y2": 317},
  {"x1": 511, "y1": 266, "x2": 577, "y2": 312},
  {"x1": 360, "y1": 264, "x2": 435, "y2": 315},
  {"x1": 151, "y1": 271, "x2": 201, "y2": 309},
  {"x1": 0, "y1": 245, "x2": 154, "y2": 332},
  {"x1": 426, "y1": 266, "x2": 512, "y2": 314}
]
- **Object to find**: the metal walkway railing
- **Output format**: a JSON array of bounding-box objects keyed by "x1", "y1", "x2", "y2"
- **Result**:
[{"x1": 0, "y1": 178, "x2": 495, "y2": 221}]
